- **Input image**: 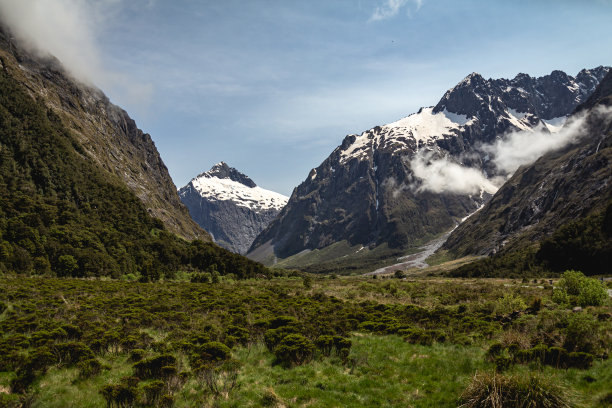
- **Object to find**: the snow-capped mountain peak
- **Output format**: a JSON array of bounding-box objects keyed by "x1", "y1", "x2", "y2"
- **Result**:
[
  {"x1": 188, "y1": 163, "x2": 288, "y2": 212},
  {"x1": 179, "y1": 163, "x2": 289, "y2": 254}
]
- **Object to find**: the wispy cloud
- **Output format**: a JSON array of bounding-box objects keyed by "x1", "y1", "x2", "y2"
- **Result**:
[
  {"x1": 409, "y1": 105, "x2": 612, "y2": 196},
  {"x1": 0, "y1": 0, "x2": 153, "y2": 107},
  {"x1": 370, "y1": 0, "x2": 423, "y2": 22},
  {"x1": 481, "y1": 108, "x2": 608, "y2": 175}
]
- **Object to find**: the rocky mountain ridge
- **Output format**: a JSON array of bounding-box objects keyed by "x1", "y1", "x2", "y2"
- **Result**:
[
  {"x1": 179, "y1": 162, "x2": 288, "y2": 254},
  {"x1": 443, "y1": 71, "x2": 612, "y2": 257},
  {"x1": 248, "y1": 67, "x2": 610, "y2": 265}
]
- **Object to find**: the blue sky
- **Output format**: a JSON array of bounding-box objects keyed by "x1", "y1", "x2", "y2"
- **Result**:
[{"x1": 1, "y1": 0, "x2": 611, "y2": 195}]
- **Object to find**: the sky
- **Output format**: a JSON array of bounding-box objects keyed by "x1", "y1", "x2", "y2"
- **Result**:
[{"x1": 0, "y1": 0, "x2": 611, "y2": 196}]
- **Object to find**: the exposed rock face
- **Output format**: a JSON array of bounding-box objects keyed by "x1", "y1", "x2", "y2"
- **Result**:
[
  {"x1": 179, "y1": 163, "x2": 288, "y2": 254},
  {"x1": 0, "y1": 27, "x2": 207, "y2": 241},
  {"x1": 248, "y1": 67, "x2": 610, "y2": 262},
  {"x1": 444, "y1": 72, "x2": 612, "y2": 256}
]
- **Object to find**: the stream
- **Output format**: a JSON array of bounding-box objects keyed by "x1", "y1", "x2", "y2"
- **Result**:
[{"x1": 364, "y1": 230, "x2": 452, "y2": 276}]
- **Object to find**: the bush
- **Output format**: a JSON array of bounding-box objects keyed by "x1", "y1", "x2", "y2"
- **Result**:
[
  {"x1": 133, "y1": 354, "x2": 176, "y2": 379},
  {"x1": 553, "y1": 270, "x2": 607, "y2": 307},
  {"x1": 194, "y1": 342, "x2": 231, "y2": 362},
  {"x1": 77, "y1": 358, "x2": 102, "y2": 379},
  {"x1": 577, "y1": 278, "x2": 607, "y2": 307},
  {"x1": 459, "y1": 372, "x2": 573, "y2": 408},
  {"x1": 274, "y1": 334, "x2": 314, "y2": 367},
  {"x1": 563, "y1": 312, "x2": 599, "y2": 353},
  {"x1": 142, "y1": 380, "x2": 165, "y2": 406},
  {"x1": 494, "y1": 293, "x2": 526, "y2": 315}
]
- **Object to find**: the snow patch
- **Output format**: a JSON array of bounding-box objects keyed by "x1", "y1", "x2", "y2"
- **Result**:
[
  {"x1": 542, "y1": 116, "x2": 566, "y2": 133},
  {"x1": 190, "y1": 176, "x2": 288, "y2": 212},
  {"x1": 508, "y1": 108, "x2": 527, "y2": 119},
  {"x1": 339, "y1": 107, "x2": 466, "y2": 164}
]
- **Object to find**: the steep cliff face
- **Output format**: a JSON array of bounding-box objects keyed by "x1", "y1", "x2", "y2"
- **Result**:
[
  {"x1": 443, "y1": 72, "x2": 612, "y2": 256},
  {"x1": 249, "y1": 68, "x2": 609, "y2": 263},
  {"x1": 0, "y1": 27, "x2": 208, "y2": 241},
  {"x1": 179, "y1": 163, "x2": 287, "y2": 254}
]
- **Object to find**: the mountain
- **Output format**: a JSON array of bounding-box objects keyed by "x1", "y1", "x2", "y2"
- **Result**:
[
  {"x1": 442, "y1": 71, "x2": 612, "y2": 269},
  {"x1": 179, "y1": 162, "x2": 288, "y2": 254},
  {"x1": 248, "y1": 67, "x2": 610, "y2": 267},
  {"x1": 0, "y1": 27, "x2": 205, "y2": 241},
  {"x1": 0, "y1": 26, "x2": 270, "y2": 280}
]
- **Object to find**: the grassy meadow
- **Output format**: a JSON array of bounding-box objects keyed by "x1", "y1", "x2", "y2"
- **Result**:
[{"x1": 0, "y1": 274, "x2": 610, "y2": 407}]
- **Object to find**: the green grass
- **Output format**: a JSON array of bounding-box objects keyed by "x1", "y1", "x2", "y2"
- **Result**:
[
  {"x1": 1, "y1": 276, "x2": 609, "y2": 407},
  {"x1": 214, "y1": 336, "x2": 487, "y2": 408}
]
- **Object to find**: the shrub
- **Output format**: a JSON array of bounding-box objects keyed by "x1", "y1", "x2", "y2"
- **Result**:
[
  {"x1": 129, "y1": 349, "x2": 145, "y2": 362},
  {"x1": 494, "y1": 293, "x2": 526, "y2": 315},
  {"x1": 264, "y1": 326, "x2": 299, "y2": 351},
  {"x1": 52, "y1": 342, "x2": 95, "y2": 366},
  {"x1": 142, "y1": 380, "x2": 165, "y2": 406},
  {"x1": 563, "y1": 313, "x2": 599, "y2": 353},
  {"x1": 133, "y1": 354, "x2": 177, "y2": 379},
  {"x1": 459, "y1": 372, "x2": 573, "y2": 408},
  {"x1": 577, "y1": 278, "x2": 607, "y2": 307},
  {"x1": 77, "y1": 358, "x2": 102, "y2": 379},
  {"x1": 99, "y1": 383, "x2": 139, "y2": 408},
  {"x1": 553, "y1": 270, "x2": 607, "y2": 307},
  {"x1": 274, "y1": 334, "x2": 314, "y2": 367},
  {"x1": 195, "y1": 341, "x2": 231, "y2": 362}
]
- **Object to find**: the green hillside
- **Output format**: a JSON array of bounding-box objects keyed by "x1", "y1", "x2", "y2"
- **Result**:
[{"x1": 0, "y1": 68, "x2": 267, "y2": 280}]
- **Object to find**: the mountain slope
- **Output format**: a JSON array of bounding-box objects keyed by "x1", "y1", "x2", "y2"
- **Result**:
[
  {"x1": 179, "y1": 162, "x2": 288, "y2": 254},
  {"x1": 443, "y1": 71, "x2": 612, "y2": 260},
  {"x1": 248, "y1": 67, "x2": 609, "y2": 266},
  {"x1": 0, "y1": 27, "x2": 206, "y2": 241},
  {"x1": 0, "y1": 26, "x2": 271, "y2": 280}
]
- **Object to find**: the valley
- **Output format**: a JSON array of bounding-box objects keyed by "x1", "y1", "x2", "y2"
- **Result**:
[{"x1": 0, "y1": 2, "x2": 610, "y2": 407}]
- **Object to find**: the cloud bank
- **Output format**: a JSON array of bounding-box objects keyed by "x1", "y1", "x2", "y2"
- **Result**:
[
  {"x1": 410, "y1": 106, "x2": 612, "y2": 196},
  {"x1": 483, "y1": 108, "x2": 605, "y2": 175},
  {"x1": 0, "y1": 0, "x2": 153, "y2": 106},
  {"x1": 370, "y1": 0, "x2": 423, "y2": 22},
  {"x1": 410, "y1": 151, "x2": 499, "y2": 195}
]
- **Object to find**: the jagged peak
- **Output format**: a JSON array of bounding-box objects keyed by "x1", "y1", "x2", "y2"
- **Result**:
[
  {"x1": 458, "y1": 72, "x2": 485, "y2": 86},
  {"x1": 196, "y1": 162, "x2": 257, "y2": 188}
]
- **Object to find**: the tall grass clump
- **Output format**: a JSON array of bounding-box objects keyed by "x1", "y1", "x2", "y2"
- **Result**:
[{"x1": 459, "y1": 371, "x2": 574, "y2": 408}]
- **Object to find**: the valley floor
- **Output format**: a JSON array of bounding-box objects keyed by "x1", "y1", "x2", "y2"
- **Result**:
[{"x1": 0, "y1": 275, "x2": 610, "y2": 407}]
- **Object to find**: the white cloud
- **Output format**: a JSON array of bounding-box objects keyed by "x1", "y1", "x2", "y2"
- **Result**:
[
  {"x1": 409, "y1": 105, "x2": 612, "y2": 196},
  {"x1": 0, "y1": 0, "x2": 153, "y2": 107},
  {"x1": 410, "y1": 151, "x2": 500, "y2": 195},
  {"x1": 482, "y1": 108, "x2": 609, "y2": 175},
  {"x1": 370, "y1": 0, "x2": 423, "y2": 22}
]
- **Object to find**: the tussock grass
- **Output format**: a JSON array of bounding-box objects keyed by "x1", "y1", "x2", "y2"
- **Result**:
[{"x1": 459, "y1": 371, "x2": 574, "y2": 408}]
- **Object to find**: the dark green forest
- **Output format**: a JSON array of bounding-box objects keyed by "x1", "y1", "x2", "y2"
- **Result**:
[
  {"x1": 448, "y1": 202, "x2": 612, "y2": 278},
  {"x1": 0, "y1": 69, "x2": 268, "y2": 281}
]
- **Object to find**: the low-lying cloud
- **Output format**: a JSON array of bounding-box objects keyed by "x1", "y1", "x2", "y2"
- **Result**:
[
  {"x1": 410, "y1": 151, "x2": 499, "y2": 195},
  {"x1": 483, "y1": 110, "x2": 593, "y2": 175},
  {"x1": 410, "y1": 105, "x2": 612, "y2": 195},
  {"x1": 0, "y1": 0, "x2": 153, "y2": 107}
]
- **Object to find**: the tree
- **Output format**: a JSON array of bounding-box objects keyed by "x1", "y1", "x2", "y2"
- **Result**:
[{"x1": 57, "y1": 255, "x2": 78, "y2": 277}]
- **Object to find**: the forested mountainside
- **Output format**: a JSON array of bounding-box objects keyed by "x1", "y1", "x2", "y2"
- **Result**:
[
  {"x1": 0, "y1": 27, "x2": 205, "y2": 240},
  {"x1": 0, "y1": 28, "x2": 268, "y2": 280}
]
